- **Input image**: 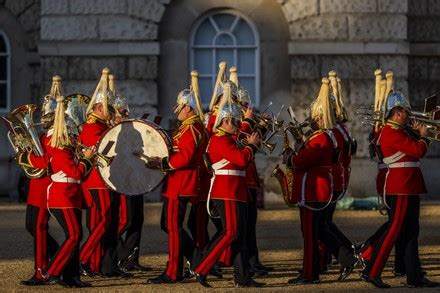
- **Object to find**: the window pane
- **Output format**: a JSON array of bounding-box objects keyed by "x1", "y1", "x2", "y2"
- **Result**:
[
  {"x1": 215, "y1": 49, "x2": 234, "y2": 67},
  {"x1": 194, "y1": 19, "x2": 216, "y2": 46},
  {"x1": 0, "y1": 56, "x2": 6, "y2": 80},
  {"x1": 233, "y1": 19, "x2": 255, "y2": 45},
  {"x1": 238, "y1": 77, "x2": 256, "y2": 104},
  {"x1": 194, "y1": 49, "x2": 212, "y2": 74},
  {"x1": 237, "y1": 49, "x2": 255, "y2": 74},
  {"x1": 0, "y1": 83, "x2": 6, "y2": 108},
  {"x1": 215, "y1": 33, "x2": 234, "y2": 46},
  {"x1": 213, "y1": 14, "x2": 236, "y2": 31},
  {"x1": 199, "y1": 77, "x2": 214, "y2": 105}
]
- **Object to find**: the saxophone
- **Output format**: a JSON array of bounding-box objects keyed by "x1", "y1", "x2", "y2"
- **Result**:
[{"x1": 271, "y1": 126, "x2": 296, "y2": 207}]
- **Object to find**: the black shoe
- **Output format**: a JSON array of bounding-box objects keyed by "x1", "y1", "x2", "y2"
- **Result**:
[
  {"x1": 45, "y1": 276, "x2": 69, "y2": 287},
  {"x1": 118, "y1": 247, "x2": 139, "y2": 270},
  {"x1": 254, "y1": 262, "x2": 274, "y2": 272},
  {"x1": 126, "y1": 263, "x2": 151, "y2": 272},
  {"x1": 393, "y1": 270, "x2": 405, "y2": 277},
  {"x1": 250, "y1": 267, "x2": 269, "y2": 277},
  {"x1": 407, "y1": 277, "x2": 440, "y2": 288},
  {"x1": 234, "y1": 278, "x2": 265, "y2": 287},
  {"x1": 209, "y1": 265, "x2": 223, "y2": 279},
  {"x1": 102, "y1": 268, "x2": 133, "y2": 278},
  {"x1": 362, "y1": 276, "x2": 391, "y2": 288},
  {"x1": 338, "y1": 266, "x2": 354, "y2": 281},
  {"x1": 288, "y1": 275, "x2": 319, "y2": 284},
  {"x1": 148, "y1": 273, "x2": 175, "y2": 284},
  {"x1": 195, "y1": 273, "x2": 211, "y2": 288},
  {"x1": 20, "y1": 276, "x2": 46, "y2": 286},
  {"x1": 79, "y1": 263, "x2": 97, "y2": 277},
  {"x1": 63, "y1": 277, "x2": 92, "y2": 288}
]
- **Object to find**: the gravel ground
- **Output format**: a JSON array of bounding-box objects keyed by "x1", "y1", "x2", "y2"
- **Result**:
[{"x1": 0, "y1": 202, "x2": 439, "y2": 292}]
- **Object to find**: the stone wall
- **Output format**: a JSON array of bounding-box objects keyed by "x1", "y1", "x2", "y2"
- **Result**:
[{"x1": 39, "y1": 0, "x2": 169, "y2": 117}]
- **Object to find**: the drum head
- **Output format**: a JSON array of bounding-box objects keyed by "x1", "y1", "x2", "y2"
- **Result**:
[{"x1": 96, "y1": 119, "x2": 171, "y2": 195}]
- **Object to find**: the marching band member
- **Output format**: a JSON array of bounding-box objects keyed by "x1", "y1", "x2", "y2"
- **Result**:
[
  {"x1": 283, "y1": 78, "x2": 357, "y2": 284},
  {"x1": 190, "y1": 81, "x2": 264, "y2": 288},
  {"x1": 359, "y1": 89, "x2": 439, "y2": 288},
  {"x1": 108, "y1": 76, "x2": 149, "y2": 272},
  {"x1": 78, "y1": 68, "x2": 127, "y2": 277},
  {"x1": 18, "y1": 94, "x2": 94, "y2": 287},
  {"x1": 318, "y1": 71, "x2": 356, "y2": 271},
  {"x1": 18, "y1": 77, "x2": 60, "y2": 286},
  {"x1": 229, "y1": 66, "x2": 272, "y2": 276},
  {"x1": 146, "y1": 70, "x2": 207, "y2": 284}
]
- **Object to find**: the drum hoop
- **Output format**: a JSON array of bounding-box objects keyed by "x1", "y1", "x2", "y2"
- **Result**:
[{"x1": 96, "y1": 118, "x2": 172, "y2": 194}]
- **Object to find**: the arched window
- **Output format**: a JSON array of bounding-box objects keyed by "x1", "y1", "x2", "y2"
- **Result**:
[
  {"x1": 0, "y1": 31, "x2": 10, "y2": 111},
  {"x1": 190, "y1": 10, "x2": 260, "y2": 107}
]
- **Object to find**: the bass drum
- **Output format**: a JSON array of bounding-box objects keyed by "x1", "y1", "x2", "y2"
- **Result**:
[{"x1": 96, "y1": 119, "x2": 172, "y2": 195}]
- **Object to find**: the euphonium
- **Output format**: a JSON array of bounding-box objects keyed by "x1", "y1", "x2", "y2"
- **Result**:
[
  {"x1": 271, "y1": 127, "x2": 296, "y2": 207},
  {"x1": 2, "y1": 104, "x2": 46, "y2": 178}
]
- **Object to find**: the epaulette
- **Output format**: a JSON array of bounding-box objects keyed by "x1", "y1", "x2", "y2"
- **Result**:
[
  {"x1": 86, "y1": 113, "x2": 107, "y2": 124},
  {"x1": 386, "y1": 120, "x2": 402, "y2": 129},
  {"x1": 305, "y1": 129, "x2": 324, "y2": 143}
]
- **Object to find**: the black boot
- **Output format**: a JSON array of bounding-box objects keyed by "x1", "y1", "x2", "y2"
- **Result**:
[
  {"x1": 20, "y1": 276, "x2": 46, "y2": 286},
  {"x1": 288, "y1": 275, "x2": 320, "y2": 285},
  {"x1": 234, "y1": 278, "x2": 265, "y2": 288},
  {"x1": 361, "y1": 275, "x2": 391, "y2": 289},
  {"x1": 195, "y1": 273, "x2": 211, "y2": 288},
  {"x1": 63, "y1": 277, "x2": 92, "y2": 288}
]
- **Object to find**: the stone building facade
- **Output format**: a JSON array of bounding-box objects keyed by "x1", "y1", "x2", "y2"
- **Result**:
[{"x1": 0, "y1": 0, "x2": 439, "y2": 201}]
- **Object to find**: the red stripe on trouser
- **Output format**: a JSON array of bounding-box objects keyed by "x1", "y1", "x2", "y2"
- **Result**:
[
  {"x1": 35, "y1": 208, "x2": 49, "y2": 279},
  {"x1": 80, "y1": 189, "x2": 110, "y2": 264},
  {"x1": 165, "y1": 199, "x2": 179, "y2": 280},
  {"x1": 195, "y1": 201, "x2": 237, "y2": 276},
  {"x1": 46, "y1": 209, "x2": 80, "y2": 277},
  {"x1": 118, "y1": 195, "x2": 127, "y2": 235},
  {"x1": 89, "y1": 207, "x2": 101, "y2": 272},
  {"x1": 368, "y1": 197, "x2": 408, "y2": 278},
  {"x1": 360, "y1": 245, "x2": 373, "y2": 261}
]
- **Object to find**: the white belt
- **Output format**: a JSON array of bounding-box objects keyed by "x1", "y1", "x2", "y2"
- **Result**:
[
  {"x1": 51, "y1": 171, "x2": 80, "y2": 184},
  {"x1": 378, "y1": 162, "x2": 420, "y2": 169},
  {"x1": 214, "y1": 169, "x2": 245, "y2": 177}
]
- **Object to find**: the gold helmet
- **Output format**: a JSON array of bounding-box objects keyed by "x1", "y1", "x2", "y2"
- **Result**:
[
  {"x1": 208, "y1": 61, "x2": 228, "y2": 111},
  {"x1": 109, "y1": 74, "x2": 130, "y2": 118},
  {"x1": 174, "y1": 70, "x2": 205, "y2": 121},
  {"x1": 229, "y1": 66, "x2": 251, "y2": 107},
  {"x1": 87, "y1": 67, "x2": 115, "y2": 117},
  {"x1": 310, "y1": 78, "x2": 336, "y2": 129},
  {"x1": 214, "y1": 80, "x2": 242, "y2": 130},
  {"x1": 41, "y1": 75, "x2": 62, "y2": 126}
]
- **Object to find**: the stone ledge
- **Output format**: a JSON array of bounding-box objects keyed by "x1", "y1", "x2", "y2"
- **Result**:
[
  {"x1": 38, "y1": 41, "x2": 160, "y2": 56},
  {"x1": 288, "y1": 41, "x2": 409, "y2": 55},
  {"x1": 410, "y1": 43, "x2": 440, "y2": 56}
]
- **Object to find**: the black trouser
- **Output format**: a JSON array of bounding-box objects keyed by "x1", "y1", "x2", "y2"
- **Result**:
[
  {"x1": 300, "y1": 204, "x2": 356, "y2": 281},
  {"x1": 362, "y1": 206, "x2": 405, "y2": 274},
  {"x1": 161, "y1": 197, "x2": 195, "y2": 281},
  {"x1": 117, "y1": 194, "x2": 144, "y2": 267},
  {"x1": 187, "y1": 201, "x2": 210, "y2": 250},
  {"x1": 25, "y1": 205, "x2": 59, "y2": 278},
  {"x1": 44, "y1": 208, "x2": 82, "y2": 280},
  {"x1": 246, "y1": 188, "x2": 260, "y2": 268},
  {"x1": 100, "y1": 191, "x2": 120, "y2": 275},
  {"x1": 320, "y1": 192, "x2": 353, "y2": 267},
  {"x1": 193, "y1": 200, "x2": 249, "y2": 284},
  {"x1": 363, "y1": 195, "x2": 423, "y2": 285}
]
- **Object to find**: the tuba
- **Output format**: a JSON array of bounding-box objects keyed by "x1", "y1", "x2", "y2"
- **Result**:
[{"x1": 2, "y1": 104, "x2": 46, "y2": 178}]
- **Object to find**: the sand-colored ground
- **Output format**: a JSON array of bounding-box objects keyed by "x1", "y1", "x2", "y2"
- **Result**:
[{"x1": 0, "y1": 202, "x2": 439, "y2": 292}]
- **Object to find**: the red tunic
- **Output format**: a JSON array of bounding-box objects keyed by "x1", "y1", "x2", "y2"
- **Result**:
[
  {"x1": 78, "y1": 113, "x2": 109, "y2": 207},
  {"x1": 19, "y1": 133, "x2": 92, "y2": 209},
  {"x1": 377, "y1": 120, "x2": 428, "y2": 195},
  {"x1": 290, "y1": 130, "x2": 334, "y2": 203},
  {"x1": 161, "y1": 115, "x2": 207, "y2": 200},
  {"x1": 27, "y1": 133, "x2": 51, "y2": 208},
  {"x1": 207, "y1": 129, "x2": 255, "y2": 202}
]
